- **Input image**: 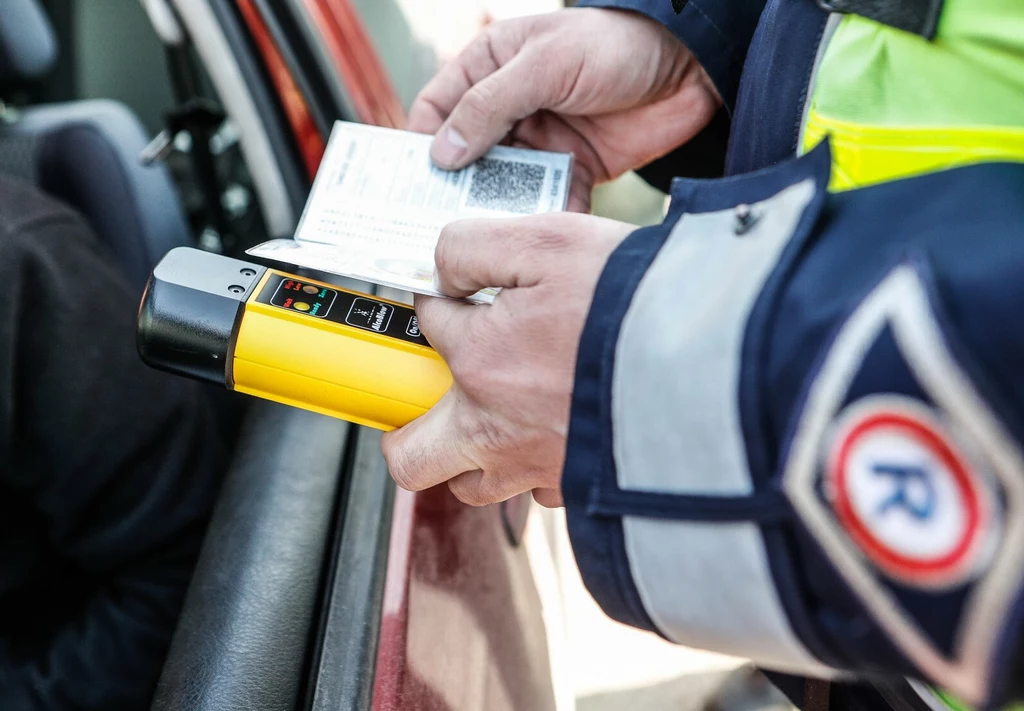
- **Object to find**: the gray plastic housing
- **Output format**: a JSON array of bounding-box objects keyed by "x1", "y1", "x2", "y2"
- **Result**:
[{"x1": 137, "y1": 247, "x2": 266, "y2": 386}]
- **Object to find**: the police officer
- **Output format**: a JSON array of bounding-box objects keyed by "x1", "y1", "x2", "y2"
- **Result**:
[{"x1": 381, "y1": 2, "x2": 1024, "y2": 709}]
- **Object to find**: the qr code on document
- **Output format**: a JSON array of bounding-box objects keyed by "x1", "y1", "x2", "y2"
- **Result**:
[{"x1": 466, "y1": 158, "x2": 545, "y2": 214}]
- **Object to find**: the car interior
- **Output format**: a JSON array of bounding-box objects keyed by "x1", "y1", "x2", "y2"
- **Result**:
[
  {"x1": 0, "y1": 1, "x2": 189, "y2": 292},
  {"x1": 0, "y1": 2, "x2": 392, "y2": 709}
]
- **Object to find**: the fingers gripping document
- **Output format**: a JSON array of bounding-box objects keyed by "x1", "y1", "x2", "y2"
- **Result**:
[{"x1": 248, "y1": 122, "x2": 573, "y2": 304}]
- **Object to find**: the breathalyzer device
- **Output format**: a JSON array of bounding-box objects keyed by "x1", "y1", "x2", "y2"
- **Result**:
[{"x1": 137, "y1": 247, "x2": 452, "y2": 431}]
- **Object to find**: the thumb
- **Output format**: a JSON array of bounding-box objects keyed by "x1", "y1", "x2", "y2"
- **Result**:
[
  {"x1": 432, "y1": 54, "x2": 556, "y2": 170},
  {"x1": 433, "y1": 216, "x2": 557, "y2": 298}
]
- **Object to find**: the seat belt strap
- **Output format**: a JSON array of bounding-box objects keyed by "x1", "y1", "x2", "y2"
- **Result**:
[{"x1": 816, "y1": 0, "x2": 945, "y2": 39}]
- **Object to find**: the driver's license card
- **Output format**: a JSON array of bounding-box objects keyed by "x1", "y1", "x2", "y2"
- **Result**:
[{"x1": 247, "y1": 121, "x2": 573, "y2": 304}]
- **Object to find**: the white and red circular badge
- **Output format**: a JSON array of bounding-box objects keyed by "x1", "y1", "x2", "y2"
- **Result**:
[{"x1": 826, "y1": 398, "x2": 994, "y2": 589}]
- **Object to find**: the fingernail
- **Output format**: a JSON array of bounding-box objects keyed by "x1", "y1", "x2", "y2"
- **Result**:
[{"x1": 432, "y1": 127, "x2": 468, "y2": 168}]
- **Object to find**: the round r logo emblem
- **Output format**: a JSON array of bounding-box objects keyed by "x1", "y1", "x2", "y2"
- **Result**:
[{"x1": 827, "y1": 399, "x2": 993, "y2": 589}]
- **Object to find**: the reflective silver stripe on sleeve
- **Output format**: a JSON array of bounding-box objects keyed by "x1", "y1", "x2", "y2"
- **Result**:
[{"x1": 612, "y1": 179, "x2": 833, "y2": 674}]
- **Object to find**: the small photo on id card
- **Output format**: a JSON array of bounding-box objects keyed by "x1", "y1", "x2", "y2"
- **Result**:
[{"x1": 247, "y1": 121, "x2": 574, "y2": 304}]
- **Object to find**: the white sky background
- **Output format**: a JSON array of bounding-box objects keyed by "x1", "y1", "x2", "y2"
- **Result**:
[{"x1": 392, "y1": 0, "x2": 563, "y2": 61}]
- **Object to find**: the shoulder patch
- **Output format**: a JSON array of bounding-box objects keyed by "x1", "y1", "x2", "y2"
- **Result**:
[
  {"x1": 826, "y1": 395, "x2": 996, "y2": 590},
  {"x1": 782, "y1": 262, "x2": 1024, "y2": 706}
]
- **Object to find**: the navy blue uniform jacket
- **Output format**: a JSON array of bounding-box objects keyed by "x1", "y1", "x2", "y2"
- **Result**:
[{"x1": 564, "y1": 1, "x2": 1024, "y2": 708}]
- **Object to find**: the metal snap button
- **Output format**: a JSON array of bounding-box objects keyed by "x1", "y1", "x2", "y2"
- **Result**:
[{"x1": 733, "y1": 204, "x2": 759, "y2": 235}]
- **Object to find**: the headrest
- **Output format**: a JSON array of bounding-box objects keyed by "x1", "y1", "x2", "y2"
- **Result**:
[{"x1": 0, "y1": 0, "x2": 57, "y2": 83}]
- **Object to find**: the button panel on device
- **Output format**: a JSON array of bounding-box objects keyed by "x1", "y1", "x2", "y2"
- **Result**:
[{"x1": 256, "y1": 273, "x2": 431, "y2": 347}]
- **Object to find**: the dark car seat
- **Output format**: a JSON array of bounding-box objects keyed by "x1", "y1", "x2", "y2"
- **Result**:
[{"x1": 0, "y1": 0, "x2": 191, "y2": 293}]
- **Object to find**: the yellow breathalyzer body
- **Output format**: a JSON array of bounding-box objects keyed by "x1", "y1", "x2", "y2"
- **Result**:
[{"x1": 138, "y1": 247, "x2": 451, "y2": 430}]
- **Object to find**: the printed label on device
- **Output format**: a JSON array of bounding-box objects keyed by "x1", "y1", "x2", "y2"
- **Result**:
[
  {"x1": 256, "y1": 273, "x2": 431, "y2": 347},
  {"x1": 346, "y1": 298, "x2": 393, "y2": 332},
  {"x1": 270, "y1": 278, "x2": 338, "y2": 317}
]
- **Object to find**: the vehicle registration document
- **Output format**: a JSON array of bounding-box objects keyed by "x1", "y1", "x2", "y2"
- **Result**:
[{"x1": 247, "y1": 121, "x2": 573, "y2": 304}]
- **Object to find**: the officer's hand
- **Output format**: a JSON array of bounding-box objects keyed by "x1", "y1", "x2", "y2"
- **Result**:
[
  {"x1": 407, "y1": 8, "x2": 720, "y2": 212},
  {"x1": 380, "y1": 213, "x2": 633, "y2": 507}
]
